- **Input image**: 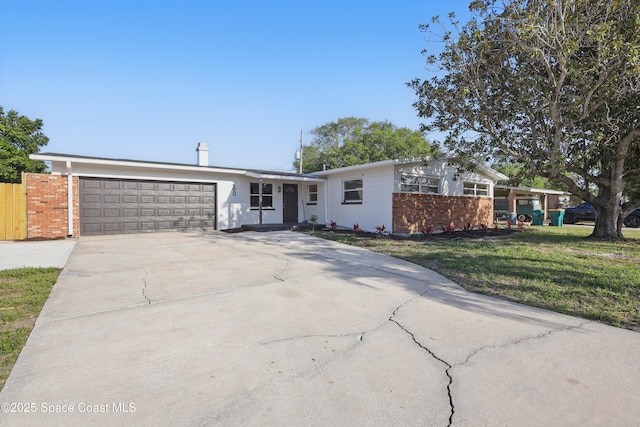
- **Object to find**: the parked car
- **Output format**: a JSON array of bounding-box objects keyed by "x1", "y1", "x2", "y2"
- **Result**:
[
  {"x1": 563, "y1": 203, "x2": 640, "y2": 228},
  {"x1": 624, "y1": 209, "x2": 640, "y2": 228},
  {"x1": 563, "y1": 203, "x2": 596, "y2": 224}
]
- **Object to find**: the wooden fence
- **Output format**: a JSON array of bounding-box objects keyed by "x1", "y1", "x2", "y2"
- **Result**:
[{"x1": 0, "y1": 174, "x2": 27, "y2": 240}]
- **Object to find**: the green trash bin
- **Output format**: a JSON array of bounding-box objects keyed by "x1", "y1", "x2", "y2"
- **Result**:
[
  {"x1": 549, "y1": 209, "x2": 565, "y2": 226},
  {"x1": 532, "y1": 209, "x2": 544, "y2": 226}
]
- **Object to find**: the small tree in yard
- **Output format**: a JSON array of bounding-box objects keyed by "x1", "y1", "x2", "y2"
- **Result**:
[
  {"x1": 409, "y1": 0, "x2": 640, "y2": 239},
  {"x1": 309, "y1": 215, "x2": 318, "y2": 232}
]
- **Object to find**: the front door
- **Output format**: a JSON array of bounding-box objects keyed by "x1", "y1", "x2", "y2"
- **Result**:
[{"x1": 282, "y1": 184, "x2": 298, "y2": 223}]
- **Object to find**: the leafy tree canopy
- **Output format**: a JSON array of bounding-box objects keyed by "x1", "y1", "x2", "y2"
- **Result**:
[
  {"x1": 409, "y1": 0, "x2": 640, "y2": 239},
  {"x1": 0, "y1": 107, "x2": 49, "y2": 183},
  {"x1": 295, "y1": 117, "x2": 439, "y2": 173}
]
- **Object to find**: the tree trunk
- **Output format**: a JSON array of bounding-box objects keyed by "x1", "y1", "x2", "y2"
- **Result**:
[{"x1": 590, "y1": 207, "x2": 624, "y2": 239}]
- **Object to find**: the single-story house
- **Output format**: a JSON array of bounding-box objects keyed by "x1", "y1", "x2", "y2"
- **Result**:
[{"x1": 26, "y1": 146, "x2": 507, "y2": 238}]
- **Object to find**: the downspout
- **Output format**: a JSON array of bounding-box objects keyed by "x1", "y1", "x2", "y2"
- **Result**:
[
  {"x1": 259, "y1": 178, "x2": 263, "y2": 230},
  {"x1": 66, "y1": 161, "x2": 74, "y2": 237}
]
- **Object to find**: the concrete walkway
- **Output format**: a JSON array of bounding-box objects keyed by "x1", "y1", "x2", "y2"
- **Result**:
[
  {"x1": 1, "y1": 231, "x2": 638, "y2": 426},
  {"x1": 0, "y1": 239, "x2": 77, "y2": 270}
]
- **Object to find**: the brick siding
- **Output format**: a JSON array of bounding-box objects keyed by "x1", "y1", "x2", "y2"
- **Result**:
[
  {"x1": 392, "y1": 193, "x2": 494, "y2": 234},
  {"x1": 26, "y1": 174, "x2": 79, "y2": 239}
]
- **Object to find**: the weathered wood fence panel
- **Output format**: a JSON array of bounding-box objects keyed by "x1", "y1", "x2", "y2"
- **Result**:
[{"x1": 0, "y1": 174, "x2": 27, "y2": 240}]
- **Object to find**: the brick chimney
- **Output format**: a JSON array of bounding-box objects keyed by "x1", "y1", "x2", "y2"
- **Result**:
[{"x1": 196, "y1": 142, "x2": 209, "y2": 166}]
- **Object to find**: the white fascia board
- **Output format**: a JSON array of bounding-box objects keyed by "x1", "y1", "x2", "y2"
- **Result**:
[
  {"x1": 473, "y1": 163, "x2": 509, "y2": 181},
  {"x1": 311, "y1": 157, "x2": 510, "y2": 182},
  {"x1": 495, "y1": 185, "x2": 569, "y2": 195},
  {"x1": 312, "y1": 159, "x2": 399, "y2": 176},
  {"x1": 30, "y1": 153, "x2": 247, "y2": 175},
  {"x1": 244, "y1": 171, "x2": 325, "y2": 182},
  {"x1": 66, "y1": 172, "x2": 223, "y2": 183}
]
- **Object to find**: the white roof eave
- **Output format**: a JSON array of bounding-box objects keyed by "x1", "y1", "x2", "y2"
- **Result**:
[{"x1": 30, "y1": 153, "x2": 245, "y2": 175}]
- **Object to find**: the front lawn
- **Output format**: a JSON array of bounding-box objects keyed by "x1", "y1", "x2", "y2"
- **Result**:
[
  {"x1": 0, "y1": 268, "x2": 61, "y2": 390},
  {"x1": 311, "y1": 226, "x2": 640, "y2": 331}
]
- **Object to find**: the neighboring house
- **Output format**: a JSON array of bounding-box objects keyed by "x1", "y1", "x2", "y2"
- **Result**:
[
  {"x1": 313, "y1": 158, "x2": 507, "y2": 234},
  {"x1": 26, "y1": 148, "x2": 505, "y2": 239},
  {"x1": 494, "y1": 185, "x2": 570, "y2": 222}
]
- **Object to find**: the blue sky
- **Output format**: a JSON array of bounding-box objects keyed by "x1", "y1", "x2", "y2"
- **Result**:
[{"x1": 1, "y1": 1, "x2": 472, "y2": 171}]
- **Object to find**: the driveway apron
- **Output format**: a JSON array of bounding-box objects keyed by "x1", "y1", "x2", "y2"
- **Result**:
[{"x1": 1, "y1": 231, "x2": 639, "y2": 426}]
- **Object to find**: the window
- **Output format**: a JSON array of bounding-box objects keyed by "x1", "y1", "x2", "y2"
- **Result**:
[
  {"x1": 463, "y1": 182, "x2": 489, "y2": 196},
  {"x1": 308, "y1": 184, "x2": 318, "y2": 204},
  {"x1": 343, "y1": 179, "x2": 363, "y2": 204},
  {"x1": 400, "y1": 175, "x2": 439, "y2": 194},
  {"x1": 250, "y1": 182, "x2": 273, "y2": 209}
]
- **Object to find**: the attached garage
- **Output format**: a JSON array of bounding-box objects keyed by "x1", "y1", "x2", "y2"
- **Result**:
[{"x1": 79, "y1": 177, "x2": 216, "y2": 236}]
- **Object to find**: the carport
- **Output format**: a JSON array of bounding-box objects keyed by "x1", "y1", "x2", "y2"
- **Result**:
[{"x1": 494, "y1": 185, "x2": 570, "y2": 221}]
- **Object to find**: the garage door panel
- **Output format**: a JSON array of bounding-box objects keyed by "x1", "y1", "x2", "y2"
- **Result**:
[
  {"x1": 83, "y1": 223, "x2": 101, "y2": 233},
  {"x1": 103, "y1": 222, "x2": 121, "y2": 232},
  {"x1": 156, "y1": 221, "x2": 172, "y2": 230},
  {"x1": 84, "y1": 208, "x2": 101, "y2": 217},
  {"x1": 83, "y1": 194, "x2": 101, "y2": 203},
  {"x1": 121, "y1": 181, "x2": 138, "y2": 190},
  {"x1": 122, "y1": 222, "x2": 140, "y2": 231},
  {"x1": 80, "y1": 178, "x2": 216, "y2": 235},
  {"x1": 121, "y1": 195, "x2": 137, "y2": 203},
  {"x1": 83, "y1": 180, "x2": 101, "y2": 189}
]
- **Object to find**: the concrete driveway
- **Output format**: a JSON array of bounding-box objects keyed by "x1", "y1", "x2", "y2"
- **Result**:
[{"x1": 1, "y1": 231, "x2": 639, "y2": 426}]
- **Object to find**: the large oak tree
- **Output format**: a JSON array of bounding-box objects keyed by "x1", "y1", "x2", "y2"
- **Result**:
[{"x1": 409, "y1": 0, "x2": 640, "y2": 239}]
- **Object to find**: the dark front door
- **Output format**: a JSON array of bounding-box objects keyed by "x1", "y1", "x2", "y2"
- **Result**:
[{"x1": 282, "y1": 184, "x2": 298, "y2": 223}]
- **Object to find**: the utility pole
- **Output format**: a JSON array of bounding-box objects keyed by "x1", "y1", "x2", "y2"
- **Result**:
[{"x1": 298, "y1": 130, "x2": 303, "y2": 174}]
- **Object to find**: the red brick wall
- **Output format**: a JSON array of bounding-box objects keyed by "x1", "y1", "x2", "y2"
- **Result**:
[
  {"x1": 26, "y1": 174, "x2": 79, "y2": 239},
  {"x1": 392, "y1": 193, "x2": 494, "y2": 234}
]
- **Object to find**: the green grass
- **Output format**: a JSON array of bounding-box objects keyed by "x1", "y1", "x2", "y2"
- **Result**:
[
  {"x1": 0, "y1": 267, "x2": 61, "y2": 390},
  {"x1": 312, "y1": 226, "x2": 640, "y2": 331}
]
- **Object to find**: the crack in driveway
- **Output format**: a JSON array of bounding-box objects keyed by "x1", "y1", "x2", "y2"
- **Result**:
[
  {"x1": 389, "y1": 292, "x2": 454, "y2": 426},
  {"x1": 389, "y1": 293, "x2": 594, "y2": 427},
  {"x1": 142, "y1": 271, "x2": 151, "y2": 304},
  {"x1": 457, "y1": 320, "x2": 593, "y2": 367}
]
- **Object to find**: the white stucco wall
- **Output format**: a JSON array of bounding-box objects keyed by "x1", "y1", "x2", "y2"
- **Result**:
[
  {"x1": 298, "y1": 181, "x2": 326, "y2": 225},
  {"x1": 323, "y1": 163, "x2": 395, "y2": 233}
]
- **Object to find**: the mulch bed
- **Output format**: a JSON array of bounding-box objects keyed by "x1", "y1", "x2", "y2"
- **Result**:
[{"x1": 321, "y1": 226, "x2": 529, "y2": 241}]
